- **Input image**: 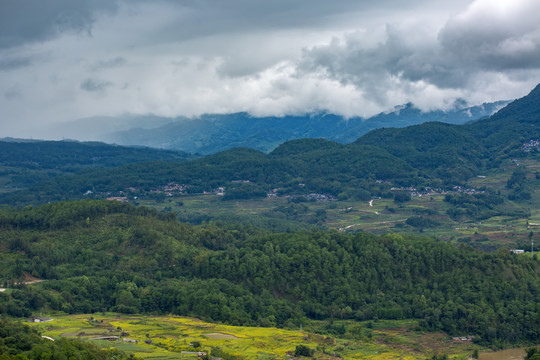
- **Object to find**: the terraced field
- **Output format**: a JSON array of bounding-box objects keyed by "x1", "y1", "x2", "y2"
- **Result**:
[{"x1": 27, "y1": 314, "x2": 483, "y2": 359}]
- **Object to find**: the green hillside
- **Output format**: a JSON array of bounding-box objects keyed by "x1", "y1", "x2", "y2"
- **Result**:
[
  {"x1": 0, "y1": 139, "x2": 417, "y2": 206},
  {"x1": 0, "y1": 200, "x2": 539, "y2": 347},
  {"x1": 0, "y1": 140, "x2": 193, "y2": 194}
]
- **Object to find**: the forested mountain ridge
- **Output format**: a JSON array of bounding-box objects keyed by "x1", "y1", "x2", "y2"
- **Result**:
[
  {"x1": 1, "y1": 200, "x2": 539, "y2": 346},
  {"x1": 0, "y1": 140, "x2": 193, "y2": 192},
  {"x1": 355, "y1": 122, "x2": 485, "y2": 184},
  {"x1": 355, "y1": 83, "x2": 540, "y2": 176},
  {"x1": 0, "y1": 139, "x2": 192, "y2": 168},
  {"x1": 467, "y1": 83, "x2": 540, "y2": 155},
  {"x1": 101, "y1": 100, "x2": 509, "y2": 154}
]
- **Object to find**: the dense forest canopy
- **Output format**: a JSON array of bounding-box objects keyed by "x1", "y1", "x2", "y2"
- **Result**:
[
  {"x1": 0, "y1": 140, "x2": 193, "y2": 192},
  {"x1": 0, "y1": 140, "x2": 191, "y2": 170}
]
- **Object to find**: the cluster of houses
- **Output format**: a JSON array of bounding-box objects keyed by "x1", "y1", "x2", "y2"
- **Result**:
[
  {"x1": 391, "y1": 186, "x2": 441, "y2": 197},
  {"x1": 452, "y1": 186, "x2": 484, "y2": 195},
  {"x1": 204, "y1": 187, "x2": 225, "y2": 196},
  {"x1": 27, "y1": 316, "x2": 54, "y2": 323},
  {"x1": 266, "y1": 189, "x2": 337, "y2": 202},
  {"x1": 304, "y1": 193, "x2": 337, "y2": 201},
  {"x1": 390, "y1": 186, "x2": 418, "y2": 192},
  {"x1": 452, "y1": 335, "x2": 474, "y2": 342},
  {"x1": 161, "y1": 182, "x2": 191, "y2": 196},
  {"x1": 391, "y1": 185, "x2": 485, "y2": 198},
  {"x1": 521, "y1": 139, "x2": 540, "y2": 152}
]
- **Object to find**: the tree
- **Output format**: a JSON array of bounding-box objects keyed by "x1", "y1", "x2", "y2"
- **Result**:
[
  {"x1": 294, "y1": 345, "x2": 314, "y2": 357},
  {"x1": 525, "y1": 347, "x2": 540, "y2": 360},
  {"x1": 394, "y1": 192, "x2": 411, "y2": 203}
]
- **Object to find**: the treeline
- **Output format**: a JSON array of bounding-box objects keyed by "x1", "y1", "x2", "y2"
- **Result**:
[
  {"x1": 0, "y1": 317, "x2": 133, "y2": 359},
  {"x1": 1, "y1": 201, "x2": 539, "y2": 347}
]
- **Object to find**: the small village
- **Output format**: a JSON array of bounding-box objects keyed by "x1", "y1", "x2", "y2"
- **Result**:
[
  {"x1": 94, "y1": 177, "x2": 489, "y2": 205},
  {"x1": 521, "y1": 139, "x2": 540, "y2": 152}
]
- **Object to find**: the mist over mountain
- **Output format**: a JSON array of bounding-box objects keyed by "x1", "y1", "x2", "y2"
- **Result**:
[
  {"x1": 43, "y1": 114, "x2": 176, "y2": 142},
  {"x1": 84, "y1": 100, "x2": 508, "y2": 154}
]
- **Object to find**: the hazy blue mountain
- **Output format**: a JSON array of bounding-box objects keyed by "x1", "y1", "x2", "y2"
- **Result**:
[
  {"x1": 44, "y1": 114, "x2": 175, "y2": 142},
  {"x1": 102, "y1": 101, "x2": 509, "y2": 154}
]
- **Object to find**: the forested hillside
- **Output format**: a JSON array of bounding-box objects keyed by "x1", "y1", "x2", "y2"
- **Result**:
[
  {"x1": 0, "y1": 140, "x2": 192, "y2": 192},
  {"x1": 0, "y1": 141, "x2": 418, "y2": 206},
  {"x1": 0, "y1": 317, "x2": 132, "y2": 360},
  {"x1": 354, "y1": 122, "x2": 485, "y2": 185},
  {"x1": 468, "y1": 83, "x2": 540, "y2": 157},
  {"x1": 1, "y1": 201, "x2": 539, "y2": 347}
]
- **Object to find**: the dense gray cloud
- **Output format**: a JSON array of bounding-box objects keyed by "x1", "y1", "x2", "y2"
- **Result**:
[
  {"x1": 0, "y1": 0, "x2": 539, "y2": 139},
  {"x1": 439, "y1": 0, "x2": 540, "y2": 71},
  {"x1": 0, "y1": 55, "x2": 33, "y2": 71},
  {"x1": 297, "y1": 0, "x2": 540, "y2": 111},
  {"x1": 0, "y1": 0, "x2": 118, "y2": 48}
]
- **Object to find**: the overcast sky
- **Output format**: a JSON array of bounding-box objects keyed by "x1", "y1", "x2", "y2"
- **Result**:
[{"x1": 2, "y1": 0, "x2": 540, "y2": 139}]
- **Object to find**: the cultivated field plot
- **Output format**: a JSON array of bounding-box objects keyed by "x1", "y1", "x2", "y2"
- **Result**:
[{"x1": 27, "y1": 314, "x2": 485, "y2": 359}]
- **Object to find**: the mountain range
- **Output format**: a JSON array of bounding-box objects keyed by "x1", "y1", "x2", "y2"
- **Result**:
[
  {"x1": 1, "y1": 84, "x2": 539, "y2": 208},
  {"x1": 49, "y1": 100, "x2": 509, "y2": 154}
]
